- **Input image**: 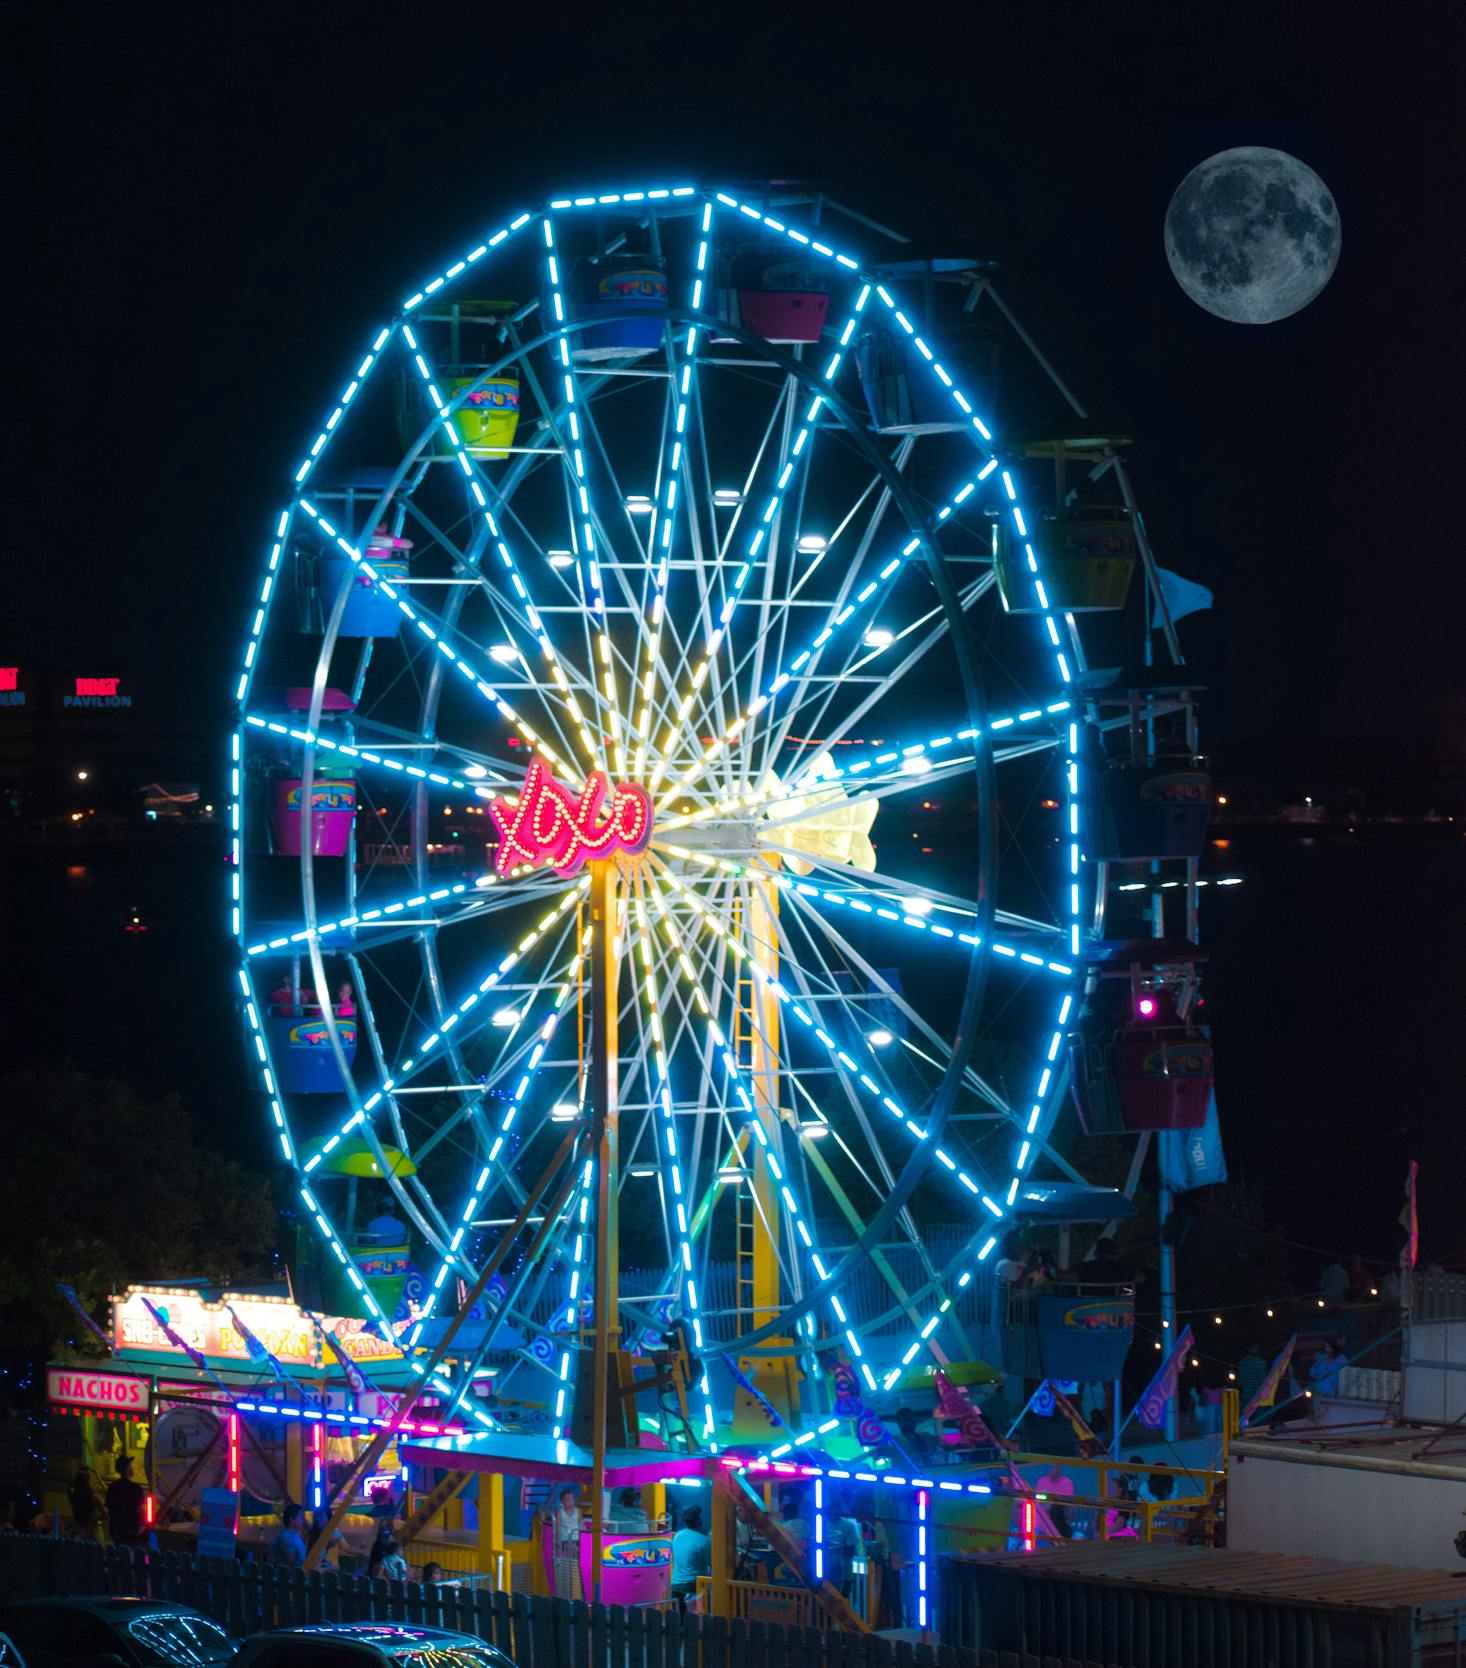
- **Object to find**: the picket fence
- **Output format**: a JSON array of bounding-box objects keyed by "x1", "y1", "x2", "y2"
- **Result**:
[{"x1": 0, "y1": 1535, "x2": 1133, "y2": 1668}]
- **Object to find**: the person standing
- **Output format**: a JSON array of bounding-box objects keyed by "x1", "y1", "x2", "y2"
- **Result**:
[
  {"x1": 1033, "y1": 1460, "x2": 1076, "y2": 1542},
  {"x1": 553, "y1": 1485, "x2": 583, "y2": 1600},
  {"x1": 1309, "y1": 1340, "x2": 1343, "y2": 1419},
  {"x1": 670, "y1": 1504, "x2": 711, "y2": 1611},
  {"x1": 826, "y1": 1498, "x2": 861, "y2": 1597},
  {"x1": 368, "y1": 1537, "x2": 408, "y2": 1581},
  {"x1": 68, "y1": 1468, "x2": 103, "y2": 1541},
  {"x1": 269, "y1": 1503, "x2": 307, "y2": 1566},
  {"x1": 104, "y1": 1456, "x2": 146, "y2": 1547}
]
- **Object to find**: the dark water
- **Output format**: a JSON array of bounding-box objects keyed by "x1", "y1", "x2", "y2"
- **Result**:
[
  {"x1": 1, "y1": 826, "x2": 1461, "y2": 1268},
  {"x1": 1196, "y1": 828, "x2": 1465, "y2": 1267}
]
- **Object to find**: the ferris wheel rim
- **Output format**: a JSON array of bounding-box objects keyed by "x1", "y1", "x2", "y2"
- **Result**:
[{"x1": 233, "y1": 184, "x2": 1101, "y2": 1428}]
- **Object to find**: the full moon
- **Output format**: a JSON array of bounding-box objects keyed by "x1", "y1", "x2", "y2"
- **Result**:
[{"x1": 1165, "y1": 147, "x2": 1341, "y2": 324}]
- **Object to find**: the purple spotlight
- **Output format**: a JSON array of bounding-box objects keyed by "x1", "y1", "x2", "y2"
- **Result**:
[{"x1": 1136, "y1": 995, "x2": 1158, "y2": 1019}]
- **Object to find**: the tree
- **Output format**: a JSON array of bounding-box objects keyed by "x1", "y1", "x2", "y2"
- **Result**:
[{"x1": 0, "y1": 1066, "x2": 276, "y2": 1370}]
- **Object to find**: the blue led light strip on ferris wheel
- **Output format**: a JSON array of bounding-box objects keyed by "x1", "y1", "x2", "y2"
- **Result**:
[
  {"x1": 655, "y1": 281, "x2": 874, "y2": 800},
  {"x1": 398, "y1": 329, "x2": 599, "y2": 774},
  {"x1": 656, "y1": 863, "x2": 1009, "y2": 1227},
  {"x1": 295, "y1": 500, "x2": 579, "y2": 780},
  {"x1": 402, "y1": 211, "x2": 536, "y2": 313},
  {"x1": 649, "y1": 889, "x2": 884, "y2": 1402},
  {"x1": 405, "y1": 936, "x2": 589, "y2": 1351},
  {"x1": 540, "y1": 217, "x2": 607, "y2": 623},
  {"x1": 662, "y1": 842, "x2": 1073, "y2": 977},
  {"x1": 243, "y1": 714, "x2": 502, "y2": 793},
  {"x1": 550, "y1": 1156, "x2": 594, "y2": 1439},
  {"x1": 770, "y1": 874, "x2": 1075, "y2": 979},
  {"x1": 632, "y1": 199, "x2": 711, "y2": 779}
]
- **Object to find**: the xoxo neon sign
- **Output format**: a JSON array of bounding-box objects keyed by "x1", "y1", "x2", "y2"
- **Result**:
[{"x1": 489, "y1": 758, "x2": 653, "y2": 877}]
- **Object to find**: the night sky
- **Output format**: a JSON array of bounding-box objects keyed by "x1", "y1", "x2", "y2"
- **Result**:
[{"x1": 9, "y1": 6, "x2": 1464, "y2": 1272}]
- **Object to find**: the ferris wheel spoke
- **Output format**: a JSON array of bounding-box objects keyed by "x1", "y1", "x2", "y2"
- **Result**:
[
  {"x1": 242, "y1": 714, "x2": 515, "y2": 795},
  {"x1": 378, "y1": 880, "x2": 585, "y2": 1091},
  {"x1": 652, "y1": 857, "x2": 1012, "y2": 1234},
  {"x1": 297, "y1": 499, "x2": 585, "y2": 782},
  {"x1": 539, "y1": 214, "x2": 638, "y2": 777},
  {"x1": 760, "y1": 577, "x2": 989, "y2": 791},
  {"x1": 728, "y1": 431, "x2": 916, "y2": 786},
  {"x1": 626, "y1": 202, "x2": 713, "y2": 782},
  {"x1": 242, "y1": 872, "x2": 515, "y2": 959},
  {"x1": 404, "y1": 924, "x2": 591, "y2": 1348},
  {"x1": 393, "y1": 330, "x2": 610, "y2": 775},
  {"x1": 654, "y1": 360, "x2": 798, "y2": 776},
  {"x1": 764, "y1": 923, "x2": 978, "y2": 1363},
  {"x1": 649, "y1": 279, "x2": 876, "y2": 802},
  {"x1": 643, "y1": 874, "x2": 881, "y2": 1389},
  {"x1": 748, "y1": 444, "x2": 913, "y2": 791},
  {"x1": 776, "y1": 885, "x2": 1036, "y2": 1131},
  {"x1": 646, "y1": 371, "x2": 799, "y2": 798},
  {"x1": 320, "y1": 708, "x2": 524, "y2": 787},
  {"x1": 659, "y1": 456, "x2": 1000, "y2": 810},
  {"x1": 776, "y1": 909, "x2": 1094, "y2": 1213},
  {"x1": 766, "y1": 859, "x2": 1073, "y2": 976}
]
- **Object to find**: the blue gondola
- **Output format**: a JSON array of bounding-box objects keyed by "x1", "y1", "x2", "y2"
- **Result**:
[
  {"x1": 318, "y1": 530, "x2": 411, "y2": 638},
  {"x1": 571, "y1": 254, "x2": 668, "y2": 360},
  {"x1": 264, "y1": 1005, "x2": 357, "y2": 1094},
  {"x1": 988, "y1": 1185, "x2": 1137, "y2": 1381}
]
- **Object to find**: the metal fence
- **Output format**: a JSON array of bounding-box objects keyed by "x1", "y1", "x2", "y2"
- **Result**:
[
  {"x1": 0, "y1": 1534, "x2": 1127, "y2": 1668},
  {"x1": 1412, "y1": 1270, "x2": 1466, "y2": 1323}
]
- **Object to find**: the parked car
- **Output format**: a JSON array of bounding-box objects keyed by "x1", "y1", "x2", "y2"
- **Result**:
[
  {"x1": 0, "y1": 1597, "x2": 237, "y2": 1667},
  {"x1": 229, "y1": 1625, "x2": 514, "y2": 1667}
]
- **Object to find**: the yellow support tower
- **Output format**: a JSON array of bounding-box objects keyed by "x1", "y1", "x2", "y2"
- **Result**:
[{"x1": 731, "y1": 868, "x2": 802, "y2": 1435}]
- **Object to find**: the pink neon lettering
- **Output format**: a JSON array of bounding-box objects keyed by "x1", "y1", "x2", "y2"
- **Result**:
[{"x1": 490, "y1": 759, "x2": 653, "y2": 876}]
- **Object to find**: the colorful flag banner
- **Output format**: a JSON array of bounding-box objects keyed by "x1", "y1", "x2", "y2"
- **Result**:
[
  {"x1": 1152, "y1": 567, "x2": 1214, "y2": 627},
  {"x1": 319, "y1": 1321, "x2": 371, "y2": 1399},
  {"x1": 1135, "y1": 1325, "x2": 1194, "y2": 1429},
  {"x1": 1049, "y1": 1385, "x2": 1106, "y2": 1458},
  {"x1": 831, "y1": 1358, "x2": 891, "y2": 1449},
  {"x1": 1158, "y1": 1091, "x2": 1228, "y2": 1191},
  {"x1": 1399, "y1": 1159, "x2": 1418, "y2": 1310},
  {"x1": 140, "y1": 1297, "x2": 233, "y2": 1393},
  {"x1": 1241, "y1": 1335, "x2": 1296, "y2": 1427},
  {"x1": 56, "y1": 1284, "x2": 113, "y2": 1352},
  {"x1": 722, "y1": 1358, "x2": 790, "y2": 1433},
  {"x1": 934, "y1": 1368, "x2": 1013, "y2": 1452},
  {"x1": 226, "y1": 1304, "x2": 286, "y2": 1382}
]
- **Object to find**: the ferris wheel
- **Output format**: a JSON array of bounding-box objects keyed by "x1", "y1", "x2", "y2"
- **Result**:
[{"x1": 229, "y1": 181, "x2": 1216, "y2": 1453}]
